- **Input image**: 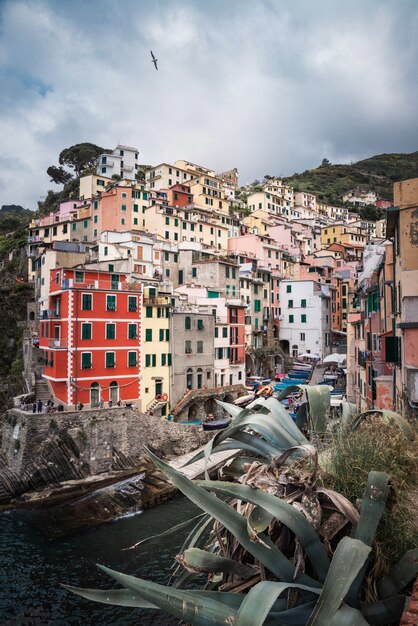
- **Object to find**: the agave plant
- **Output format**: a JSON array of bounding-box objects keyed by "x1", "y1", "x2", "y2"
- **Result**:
[{"x1": 67, "y1": 394, "x2": 417, "y2": 625}]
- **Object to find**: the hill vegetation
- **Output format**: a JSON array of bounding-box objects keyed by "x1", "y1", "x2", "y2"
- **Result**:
[{"x1": 282, "y1": 151, "x2": 418, "y2": 206}]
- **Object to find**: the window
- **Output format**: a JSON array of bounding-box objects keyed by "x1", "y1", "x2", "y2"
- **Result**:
[
  {"x1": 186, "y1": 368, "x2": 193, "y2": 389},
  {"x1": 81, "y1": 353, "x2": 92, "y2": 369},
  {"x1": 106, "y1": 323, "x2": 116, "y2": 339},
  {"x1": 222, "y1": 327, "x2": 228, "y2": 338},
  {"x1": 145, "y1": 329, "x2": 152, "y2": 342},
  {"x1": 145, "y1": 354, "x2": 151, "y2": 367},
  {"x1": 166, "y1": 329, "x2": 170, "y2": 341},
  {"x1": 105, "y1": 352, "x2": 116, "y2": 368},
  {"x1": 254, "y1": 300, "x2": 261, "y2": 313},
  {"x1": 133, "y1": 204, "x2": 138, "y2": 213},
  {"x1": 168, "y1": 353, "x2": 172, "y2": 366},
  {"x1": 286, "y1": 285, "x2": 292, "y2": 293},
  {"x1": 106, "y1": 295, "x2": 116, "y2": 311},
  {"x1": 185, "y1": 340, "x2": 192, "y2": 354},
  {"x1": 300, "y1": 332, "x2": 305, "y2": 341},
  {"x1": 128, "y1": 323, "x2": 137, "y2": 339},
  {"x1": 161, "y1": 354, "x2": 167, "y2": 366},
  {"x1": 75, "y1": 271, "x2": 84, "y2": 283},
  {"x1": 289, "y1": 314, "x2": 294, "y2": 323},
  {"x1": 128, "y1": 296, "x2": 137, "y2": 312},
  {"x1": 128, "y1": 351, "x2": 137, "y2": 367},
  {"x1": 185, "y1": 316, "x2": 191, "y2": 330},
  {"x1": 197, "y1": 341, "x2": 203, "y2": 353},
  {"x1": 121, "y1": 218, "x2": 125, "y2": 225},
  {"x1": 301, "y1": 299, "x2": 307, "y2": 308},
  {"x1": 146, "y1": 306, "x2": 152, "y2": 318},
  {"x1": 192, "y1": 267, "x2": 197, "y2": 278},
  {"x1": 82, "y1": 293, "x2": 92, "y2": 311},
  {"x1": 301, "y1": 314, "x2": 307, "y2": 323},
  {"x1": 197, "y1": 319, "x2": 204, "y2": 330},
  {"x1": 81, "y1": 323, "x2": 92, "y2": 340},
  {"x1": 215, "y1": 327, "x2": 218, "y2": 338}
]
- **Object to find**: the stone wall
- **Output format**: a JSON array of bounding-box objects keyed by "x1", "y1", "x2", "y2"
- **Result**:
[{"x1": 0, "y1": 407, "x2": 210, "y2": 503}]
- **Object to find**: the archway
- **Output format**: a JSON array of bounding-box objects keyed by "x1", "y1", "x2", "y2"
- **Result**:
[
  {"x1": 109, "y1": 381, "x2": 119, "y2": 404},
  {"x1": 90, "y1": 382, "x2": 100, "y2": 407},
  {"x1": 223, "y1": 393, "x2": 234, "y2": 404},
  {"x1": 279, "y1": 340, "x2": 289, "y2": 355},
  {"x1": 187, "y1": 403, "x2": 199, "y2": 421},
  {"x1": 205, "y1": 397, "x2": 218, "y2": 418}
]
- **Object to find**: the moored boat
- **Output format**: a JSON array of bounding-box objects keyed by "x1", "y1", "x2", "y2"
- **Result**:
[{"x1": 202, "y1": 417, "x2": 232, "y2": 431}]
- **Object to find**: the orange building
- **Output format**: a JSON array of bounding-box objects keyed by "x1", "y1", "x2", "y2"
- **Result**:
[
  {"x1": 39, "y1": 268, "x2": 142, "y2": 409},
  {"x1": 91, "y1": 184, "x2": 148, "y2": 238}
]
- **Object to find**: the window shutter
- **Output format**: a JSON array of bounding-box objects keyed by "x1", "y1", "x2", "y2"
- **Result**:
[{"x1": 385, "y1": 336, "x2": 400, "y2": 363}]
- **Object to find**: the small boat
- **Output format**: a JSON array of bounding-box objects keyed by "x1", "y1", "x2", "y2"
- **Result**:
[{"x1": 202, "y1": 417, "x2": 231, "y2": 431}]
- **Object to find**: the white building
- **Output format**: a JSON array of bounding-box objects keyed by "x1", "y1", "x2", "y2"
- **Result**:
[
  {"x1": 146, "y1": 162, "x2": 193, "y2": 190},
  {"x1": 96, "y1": 144, "x2": 139, "y2": 181},
  {"x1": 279, "y1": 279, "x2": 331, "y2": 359}
]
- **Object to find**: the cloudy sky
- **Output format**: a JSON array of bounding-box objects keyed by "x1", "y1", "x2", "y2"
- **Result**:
[{"x1": 1, "y1": 0, "x2": 418, "y2": 209}]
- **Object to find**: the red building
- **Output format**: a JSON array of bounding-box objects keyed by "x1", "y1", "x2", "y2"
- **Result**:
[
  {"x1": 39, "y1": 268, "x2": 142, "y2": 409},
  {"x1": 163, "y1": 184, "x2": 193, "y2": 208},
  {"x1": 375, "y1": 198, "x2": 393, "y2": 209},
  {"x1": 228, "y1": 303, "x2": 246, "y2": 365}
]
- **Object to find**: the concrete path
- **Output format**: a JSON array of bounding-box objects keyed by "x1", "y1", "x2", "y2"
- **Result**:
[{"x1": 169, "y1": 446, "x2": 239, "y2": 480}]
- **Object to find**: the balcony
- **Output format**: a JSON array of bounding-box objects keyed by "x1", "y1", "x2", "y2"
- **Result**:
[
  {"x1": 143, "y1": 296, "x2": 170, "y2": 306},
  {"x1": 49, "y1": 338, "x2": 67, "y2": 349}
]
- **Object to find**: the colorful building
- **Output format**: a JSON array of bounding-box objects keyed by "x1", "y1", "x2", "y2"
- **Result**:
[{"x1": 39, "y1": 268, "x2": 142, "y2": 409}]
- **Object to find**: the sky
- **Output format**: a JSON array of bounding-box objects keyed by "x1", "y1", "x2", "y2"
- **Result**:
[{"x1": 1, "y1": 0, "x2": 418, "y2": 209}]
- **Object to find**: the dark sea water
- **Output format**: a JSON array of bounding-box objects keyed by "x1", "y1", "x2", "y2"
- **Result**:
[{"x1": 0, "y1": 497, "x2": 200, "y2": 625}]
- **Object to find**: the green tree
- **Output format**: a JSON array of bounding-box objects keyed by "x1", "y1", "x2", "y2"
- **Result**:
[
  {"x1": 58, "y1": 143, "x2": 106, "y2": 177},
  {"x1": 47, "y1": 165, "x2": 73, "y2": 185}
]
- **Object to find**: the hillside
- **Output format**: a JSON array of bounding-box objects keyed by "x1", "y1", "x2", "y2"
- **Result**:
[{"x1": 282, "y1": 151, "x2": 418, "y2": 206}]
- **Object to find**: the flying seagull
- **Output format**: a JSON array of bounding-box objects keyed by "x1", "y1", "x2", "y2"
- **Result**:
[{"x1": 150, "y1": 50, "x2": 158, "y2": 70}]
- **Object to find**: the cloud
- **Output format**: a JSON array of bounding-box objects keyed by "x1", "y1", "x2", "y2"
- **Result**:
[{"x1": 1, "y1": 0, "x2": 418, "y2": 208}]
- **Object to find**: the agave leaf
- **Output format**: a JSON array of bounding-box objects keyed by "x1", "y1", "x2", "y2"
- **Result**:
[
  {"x1": 254, "y1": 396, "x2": 308, "y2": 442},
  {"x1": 146, "y1": 448, "x2": 319, "y2": 587},
  {"x1": 377, "y1": 548, "x2": 418, "y2": 598},
  {"x1": 179, "y1": 513, "x2": 212, "y2": 555},
  {"x1": 195, "y1": 479, "x2": 330, "y2": 582},
  {"x1": 215, "y1": 400, "x2": 244, "y2": 419},
  {"x1": 329, "y1": 604, "x2": 370, "y2": 625},
  {"x1": 126, "y1": 513, "x2": 206, "y2": 551},
  {"x1": 64, "y1": 585, "x2": 158, "y2": 608},
  {"x1": 362, "y1": 595, "x2": 407, "y2": 625},
  {"x1": 221, "y1": 456, "x2": 259, "y2": 480},
  {"x1": 306, "y1": 537, "x2": 371, "y2": 626},
  {"x1": 355, "y1": 471, "x2": 390, "y2": 547},
  {"x1": 276, "y1": 385, "x2": 302, "y2": 401},
  {"x1": 346, "y1": 472, "x2": 391, "y2": 606},
  {"x1": 234, "y1": 581, "x2": 320, "y2": 626},
  {"x1": 247, "y1": 506, "x2": 274, "y2": 538},
  {"x1": 178, "y1": 547, "x2": 256, "y2": 578},
  {"x1": 96, "y1": 564, "x2": 237, "y2": 626},
  {"x1": 181, "y1": 433, "x2": 278, "y2": 468},
  {"x1": 305, "y1": 385, "x2": 330, "y2": 434},
  {"x1": 201, "y1": 412, "x2": 307, "y2": 476},
  {"x1": 316, "y1": 487, "x2": 359, "y2": 525},
  {"x1": 351, "y1": 409, "x2": 415, "y2": 440}
]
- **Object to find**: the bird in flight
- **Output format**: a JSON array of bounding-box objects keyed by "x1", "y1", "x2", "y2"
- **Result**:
[{"x1": 150, "y1": 50, "x2": 158, "y2": 70}]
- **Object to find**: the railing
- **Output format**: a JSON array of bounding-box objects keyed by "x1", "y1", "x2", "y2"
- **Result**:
[
  {"x1": 48, "y1": 310, "x2": 60, "y2": 319},
  {"x1": 143, "y1": 297, "x2": 170, "y2": 305},
  {"x1": 49, "y1": 338, "x2": 67, "y2": 348}
]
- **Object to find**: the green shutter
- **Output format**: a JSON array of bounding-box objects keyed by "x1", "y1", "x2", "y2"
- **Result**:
[
  {"x1": 152, "y1": 354, "x2": 156, "y2": 367},
  {"x1": 81, "y1": 323, "x2": 91, "y2": 339},
  {"x1": 81, "y1": 353, "x2": 91, "y2": 369},
  {"x1": 166, "y1": 329, "x2": 170, "y2": 341},
  {"x1": 161, "y1": 354, "x2": 166, "y2": 366},
  {"x1": 146, "y1": 307, "x2": 153, "y2": 318},
  {"x1": 128, "y1": 351, "x2": 137, "y2": 366},
  {"x1": 167, "y1": 353, "x2": 172, "y2": 366},
  {"x1": 159, "y1": 328, "x2": 164, "y2": 341},
  {"x1": 106, "y1": 324, "x2": 115, "y2": 339},
  {"x1": 145, "y1": 354, "x2": 151, "y2": 367},
  {"x1": 106, "y1": 352, "x2": 115, "y2": 367},
  {"x1": 128, "y1": 323, "x2": 137, "y2": 339},
  {"x1": 145, "y1": 329, "x2": 152, "y2": 342},
  {"x1": 385, "y1": 336, "x2": 400, "y2": 363}
]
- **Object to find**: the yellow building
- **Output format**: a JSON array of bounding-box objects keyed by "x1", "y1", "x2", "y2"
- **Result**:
[
  {"x1": 141, "y1": 286, "x2": 172, "y2": 416},
  {"x1": 79, "y1": 173, "x2": 113, "y2": 201},
  {"x1": 321, "y1": 223, "x2": 367, "y2": 247}
]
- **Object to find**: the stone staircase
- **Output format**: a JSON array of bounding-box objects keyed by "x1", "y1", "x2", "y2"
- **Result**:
[
  {"x1": 145, "y1": 398, "x2": 167, "y2": 415},
  {"x1": 35, "y1": 379, "x2": 51, "y2": 403}
]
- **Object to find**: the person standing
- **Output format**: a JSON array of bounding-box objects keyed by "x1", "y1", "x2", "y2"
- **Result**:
[{"x1": 37, "y1": 399, "x2": 43, "y2": 413}]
